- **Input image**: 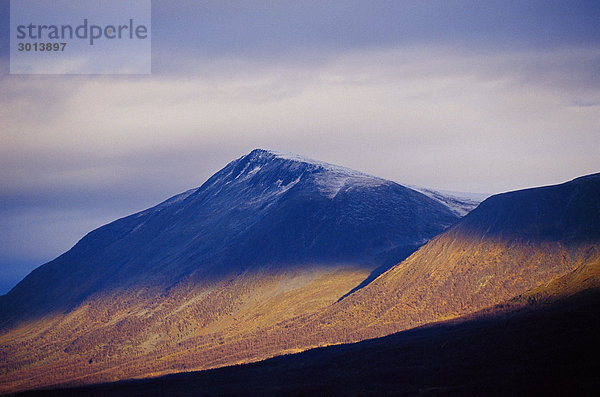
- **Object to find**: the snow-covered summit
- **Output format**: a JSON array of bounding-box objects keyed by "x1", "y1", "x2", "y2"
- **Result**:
[
  {"x1": 242, "y1": 150, "x2": 486, "y2": 214},
  {"x1": 241, "y1": 149, "x2": 393, "y2": 199},
  {"x1": 131, "y1": 149, "x2": 482, "y2": 219}
]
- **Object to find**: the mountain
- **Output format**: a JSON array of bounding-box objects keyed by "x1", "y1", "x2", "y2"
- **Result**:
[
  {"x1": 0, "y1": 149, "x2": 460, "y2": 393},
  {"x1": 0, "y1": 149, "x2": 458, "y2": 327},
  {"x1": 292, "y1": 173, "x2": 600, "y2": 343},
  {"x1": 3, "y1": 152, "x2": 596, "y2": 395}
]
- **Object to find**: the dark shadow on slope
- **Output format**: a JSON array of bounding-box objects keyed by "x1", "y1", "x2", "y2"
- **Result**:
[
  {"x1": 337, "y1": 243, "x2": 422, "y2": 302},
  {"x1": 335, "y1": 262, "x2": 394, "y2": 303},
  {"x1": 455, "y1": 172, "x2": 600, "y2": 243}
]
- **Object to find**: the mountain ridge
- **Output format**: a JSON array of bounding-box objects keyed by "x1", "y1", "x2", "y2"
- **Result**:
[{"x1": 457, "y1": 172, "x2": 600, "y2": 242}]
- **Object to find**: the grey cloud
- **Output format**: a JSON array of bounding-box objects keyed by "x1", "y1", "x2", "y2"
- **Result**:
[{"x1": 150, "y1": 0, "x2": 600, "y2": 70}]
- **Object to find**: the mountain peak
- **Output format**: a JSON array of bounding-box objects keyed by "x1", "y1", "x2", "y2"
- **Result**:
[
  {"x1": 246, "y1": 148, "x2": 348, "y2": 170},
  {"x1": 236, "y1": 149, "x2": 391, "y2": 199}
]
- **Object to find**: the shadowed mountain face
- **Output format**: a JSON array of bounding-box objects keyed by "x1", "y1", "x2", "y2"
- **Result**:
[
  {"x1": 457, "y1": 173, "x2": 600, "y2": 242},
  {"x1": 0, "y1": 149, "x2": 458, "y2": 328}
]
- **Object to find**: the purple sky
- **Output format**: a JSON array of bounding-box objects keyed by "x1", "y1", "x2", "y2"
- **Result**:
[{"x1": 1, "y1": 0, "x2": 599, "y2": 294}]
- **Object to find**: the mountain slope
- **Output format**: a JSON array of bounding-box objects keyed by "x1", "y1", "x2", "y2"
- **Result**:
[
  {"x1": 0, "y1": 149, "x2": 460, "y2": 393},
  {"x1": 302, "y1": 173, "x2": 600, "y2": 341},
  {"x1": 0, "y1": 149, "x2": 458, "y2": 328},
  {"x1": 20, "y1": 288, "x2": 600, "y2": 396}
]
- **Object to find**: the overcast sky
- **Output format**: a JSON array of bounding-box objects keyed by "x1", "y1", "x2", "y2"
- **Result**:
[{"x1": 1, "y1": 0, "x2": 599, "y2": 294}]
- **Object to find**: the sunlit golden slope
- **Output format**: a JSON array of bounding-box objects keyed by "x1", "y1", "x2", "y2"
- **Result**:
[
  {"x1": 509, "y1": 252, "x2": 600, "y2": 305},
  {"x1": 0, "y1": 265, "x2": 370, "y2": 392},
  {"x1": 310, "y1": 235, "x2": 600, "y2": 342}
]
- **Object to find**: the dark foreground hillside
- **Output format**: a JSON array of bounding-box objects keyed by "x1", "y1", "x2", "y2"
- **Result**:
[{"x1": 16, "y1": 288, "x2": 600, "y2": 397}]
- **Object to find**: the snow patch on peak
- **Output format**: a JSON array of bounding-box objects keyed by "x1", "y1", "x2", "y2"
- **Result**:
[
  {"x1": 314, "y1": 169, "x2": 391, "y2": 199},
  {"x1": 254, "y1": 149, "x2": 392, "y2": 198},
  {"x1": 266, "y1": 150, "x2": 354, "y2": 173},
  {"x1": 247, "y1": 166, "x2": 262, "y2": 177},
  {"x1": 234, "y1": 163, "x2": 262, "y2": 181},
  {"x1": 276, "y1": 176, "x2": 301, "y2": 193},
  {"x1": 245, "y1": 175, "x2": 302, "y2": 209},
  {"x1": 267, "y1": 150, "x2": 331, "y2": 167}
]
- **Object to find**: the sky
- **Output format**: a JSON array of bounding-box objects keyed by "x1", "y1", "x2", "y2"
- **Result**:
[{"x1": 1, "y1": 0, "x2": 599, "y2": 294}]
